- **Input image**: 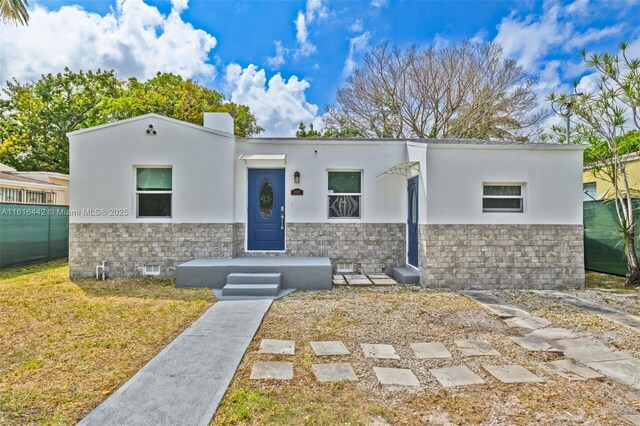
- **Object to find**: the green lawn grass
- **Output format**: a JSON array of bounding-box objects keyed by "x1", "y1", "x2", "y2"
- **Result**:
[{"x1": 0, "y1": 259, "x2": 214, "y2": 425}]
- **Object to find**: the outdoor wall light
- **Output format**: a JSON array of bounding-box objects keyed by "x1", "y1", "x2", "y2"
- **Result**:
[
  {"x1": 294, "y1": 171, "x2": 300, "y2": 184},
  {"x1": 145, "y1": 124, "x2": 157, "y2": 136}
]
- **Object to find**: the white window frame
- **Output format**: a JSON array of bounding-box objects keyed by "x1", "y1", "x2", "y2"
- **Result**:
[
  {"x1": 135, "y1": 165, "x2": 173, "y2": 219},
  {"x1": 327, "y1": 169, "x2": 363, "y2": 220},
  {"x1": 482, "y1": 183, "x2": 525, "y2": 213},
  {"x1": 143, "y1": 264, "x2": 161, "y2": 276}
]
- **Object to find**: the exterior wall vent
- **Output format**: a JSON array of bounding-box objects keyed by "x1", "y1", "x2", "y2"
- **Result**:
[{"x1": 143, "y1": 265, "x2": 161, "y2": 276}]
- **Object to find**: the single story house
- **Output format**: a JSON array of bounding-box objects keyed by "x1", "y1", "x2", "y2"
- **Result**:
[
  {"x1": 0, "y1": 163, "x2": 69, "y2": 205},
  {"x1": 67, "y1": 113, "x2": 585, "y2": 290},
  {"x1": 583, "y1": 151, "x2": 640, "y2": 201}
]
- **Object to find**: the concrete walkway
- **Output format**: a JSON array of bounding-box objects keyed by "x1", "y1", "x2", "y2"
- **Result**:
[
  {"x1": 533, "y1": 290, "x2": 640, "y2": 332},
  {"x1": 79, "y1": 299, "x2": 272, "y2": 426}
]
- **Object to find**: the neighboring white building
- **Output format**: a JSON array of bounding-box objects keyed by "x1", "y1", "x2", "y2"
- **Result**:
[
  {"x1": 67, "y1": 113, "x2": 585, "y2": 289},
  {"x1": 0, "y1": 162, "x2": 69, "y2": 205}
]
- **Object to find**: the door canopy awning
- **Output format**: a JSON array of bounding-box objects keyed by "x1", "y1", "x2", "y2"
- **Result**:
[
  {"x1": 238, "y1": 154, "x2": 286, "y2": 167},
  {"x1": 375, "y1": 161, "x2": 419, "y2": 178}
]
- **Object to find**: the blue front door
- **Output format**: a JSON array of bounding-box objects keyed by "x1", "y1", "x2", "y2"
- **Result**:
[
  {"x1": 248, "y1": 169, "x2": 285, "y2": 251},
  {"x1": 407, "y1": 176, "x2": 419, "y2": 267}
]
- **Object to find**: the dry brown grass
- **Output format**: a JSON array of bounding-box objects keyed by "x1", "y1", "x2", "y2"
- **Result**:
[
  {"x1": 0, "y1": 259, "x2": 214, "y2": 425},
  {"x1": 215, "y1": 286, "x2": 640, "y2": 425}
]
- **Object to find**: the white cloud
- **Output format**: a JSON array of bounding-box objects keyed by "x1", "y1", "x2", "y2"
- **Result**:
[
  {"x1": 293, "y1": 0, "x2": 328, "y2": 57},
  {"x1": 0, "y1": 0, "x2": 217, "y2": 84},
  {"x1": 350, "y1": 19, "x2": 363, "y2": 32},
  {"x1": 225, "y1": 64, "x2": 319, "y2": 136},
  {"x1": 495, "y1": 1, "x2": 623, "y2": 72},
  {"x1": 371, "y1": 0, "x2": 389, "y2": 8},
  {"x1": 266, "y1": 40, "x2": 288, "y2": 69},
  {"x1": 343, "y1": 32, "x2": 372, "y2": 76}
]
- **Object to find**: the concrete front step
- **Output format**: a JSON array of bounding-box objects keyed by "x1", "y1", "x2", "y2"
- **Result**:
[
  {"x1": 392, "y1": 267, "x2": 420, "y2": 284},
  {"x1": 222, "y1": 283, "x2": 281, "y2": 297},
  {"x1": 226, "y1": 272, "x2": 282, "y2": 285}
]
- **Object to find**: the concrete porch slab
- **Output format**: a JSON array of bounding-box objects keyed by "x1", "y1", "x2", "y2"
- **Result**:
[{"x1": 177, "y1": 256, "x2": 332, "y2": 290}]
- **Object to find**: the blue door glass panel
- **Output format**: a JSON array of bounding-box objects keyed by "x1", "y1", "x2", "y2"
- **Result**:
[
  {"x1": 407, "y1": 176, "x2": 419, "y2": 267},
  {"x1": 248, "y1": 169, "x2": 285, "y2": 250}
]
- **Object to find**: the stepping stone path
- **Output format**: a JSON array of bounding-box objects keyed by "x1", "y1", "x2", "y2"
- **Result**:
[
  {"x1": 527, "y1": 327, "x2": 576, "y2": 341},
  {"x1": 368, "y1": 274, "x2": 397, "y2": 285},
  {"x1": 259, "y1": 339, "x2": 295, "y2": 355},
  {"x1": 373, "y1": 367, "x2": 420, "y2": 387},
  {"x1": 539, "y1": 359, "x2": 604, "y2": 381},
  {"x1": 455, "y1": 339, "x2": 501, "y2": 356},
  {"x1": 411, "y1": 342, "x2": 452, "y2": 359},
  {"x1": 461, "y1": 290, "x2": 640, "y2": 392},
  {"x1": 345, "y1": 275, "x2": 372, "y2": 285},
  {"x1": 250, "y1": 362, "x2": 293, "y2": 380},
  {"x1": 332, "y1": 275, "x2": 347, "y2": 285},
  {"x1": 509, "y1": 335, "x2": 560, "y2": 352},
  {"x1": 361, "y1": 343, "x2": 400, "y2": 359},
  {"x1": 430, "y1": 365, "x2": 485, "y2": 388},
  {"x1": 504, "y1": 316, "x2": 552, "y2": 330},
  {"x1": 310, "y1": 341, "x2": 350, "y2": 356},
  {"x1": 312, "y1": 363, "x2": 358, "y2": 382},
  {"x1": 484, "y1": 364, "x2": 545, "y2": 384}
]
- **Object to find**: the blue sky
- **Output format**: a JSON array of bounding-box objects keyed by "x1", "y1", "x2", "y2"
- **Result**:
[{"x1": 1, "y1": 0, "x2": 639, "y2": 135}]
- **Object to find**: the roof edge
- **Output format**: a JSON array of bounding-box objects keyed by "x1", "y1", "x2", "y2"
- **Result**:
[{"x1": 66, "y1": 113, "x2": 235, "y2": 138}]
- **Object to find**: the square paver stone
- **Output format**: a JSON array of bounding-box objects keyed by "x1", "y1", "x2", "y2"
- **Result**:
[
  {"x1": 504, "y1": 316, "x2": 552, "y2": 330},
  {"x1": 430, "y1": 365, "x2": 485, "y2": 388},
  {"x1": 312, "y1": 363, "x2": 358, "y2": 382},
  {"x1": 373, "y1": 367, "x2": 420, "y2": 387},
  {"x1": 509, "y1": 335, "x2": 560, "y2": 352},
  {"x1": 345, "y1": 275, "x2": 372, "y2": 285},
  {"x1": 527, "y1": 327, "x2": 576, "y2": 341},
  {"x1": 370, "y1": 277, "x2": 397, "y2": 285},
  {"x1": 484, "y1": 365, "x2": 545, "y2": 384},
  {"x1": 333, "y1": 275, "x2": 344, "y2": 280},
  {"x1": 250, "y1": 362, "x2": 293, "y2": 380},
  {"x1": 259, "y1": 339, "x2": 295, "y2": 355},
  {"x1": 333, "y1": 279, "x2": 347, "y2": 285},
  {"x1": 455, "y1": 339, "x2": 501, "y2": 356},
  {"x1": 361, "y1": 343, "x2": 400, "y2": 359},
  {"x1": 411, "y1": 342, "x2": 452, "y2": 359},
  {"x1": 311, "y1": 341, "x2": 350, "y2": 356},
  {"x1": 553, "y1": 338, "x2": 632, "y2": 363},
  {"x1": 539, "y1": 359, "x2": 604, "y2": 381}
]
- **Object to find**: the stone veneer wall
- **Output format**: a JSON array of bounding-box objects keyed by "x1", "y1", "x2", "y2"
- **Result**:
[
  {"x1": 235, "y1": 223, "x2": 406, "y2": 274},
  {"x1": 419, "y1": 224, "x2": 585, "y2": 289},
  {"x1": 69, "y1": 223, "x2": 234, "y2": 278},
  {"x1": 69, "y1": 222, "x2": 406, "y2": 278}
]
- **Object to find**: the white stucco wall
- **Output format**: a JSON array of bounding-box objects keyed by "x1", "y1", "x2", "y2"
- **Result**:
[
  {"x1": 234, "y1": 140, "x2": 408, "y2": 223},
  {"x1": 69, "y1": 115, "x2": 236, "y2": 223},
  {"x1": 424, "y1": 144, "x2": 584, "y2": 225}
]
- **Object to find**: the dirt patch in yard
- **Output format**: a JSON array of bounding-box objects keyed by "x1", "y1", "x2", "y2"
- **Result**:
[{"x1": 215, "y1": 286, "x2": 640, "y2": 425}]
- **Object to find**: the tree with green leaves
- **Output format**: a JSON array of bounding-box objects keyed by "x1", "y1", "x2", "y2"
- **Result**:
[
  {"x1": 0, "y1": 0, "x2": 29, "y2": 25},
  {"x1": 549, "y1": 42, "x2": 640, "y2": 286},
  {"x1": 0, "y1": 69, "x2": 263, "y2": 173}
]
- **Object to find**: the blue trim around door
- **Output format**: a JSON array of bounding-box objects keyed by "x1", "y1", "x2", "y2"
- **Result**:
[
  {"x1": 247, "y1": 169, "x2": 285, "y2": 251},
  {"x1": 407, "y1": 176, "x2": 419, "y2": 267}
]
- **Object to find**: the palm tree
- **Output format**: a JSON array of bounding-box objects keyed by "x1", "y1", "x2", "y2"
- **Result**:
[{"x1": 1, "y1": 0, "x2": 29, "y2": 25}]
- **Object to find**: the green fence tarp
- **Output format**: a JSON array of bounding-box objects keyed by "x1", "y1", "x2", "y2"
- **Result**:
[
  {"x1": 583, "y1": 199, "x2": 640, "y2": 276},
  {"x1": 0, "y1": 203, "x2": 69, "y2": 268}
]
